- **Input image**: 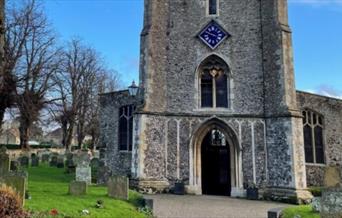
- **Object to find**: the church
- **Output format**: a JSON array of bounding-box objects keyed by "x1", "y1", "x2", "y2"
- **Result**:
[{"x1": 99, "y1": 0, "x2": 342, "y2": 202}]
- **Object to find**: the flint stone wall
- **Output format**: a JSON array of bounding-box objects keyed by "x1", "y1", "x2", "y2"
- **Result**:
[
  {"x1": 297, "y1": 91, "x2": 342, "y2": 186},
  {"x1": 99, "y1": 91, "x2": 139, "y2": 176},
  {"x1": 131, "y1": 114, "x2": 267, "y2": 188}
]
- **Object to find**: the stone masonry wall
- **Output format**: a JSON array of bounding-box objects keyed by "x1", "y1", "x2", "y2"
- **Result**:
[
  {"x1": 297, "y1": 91, "x2": 342, "y2": 186},
  {"x1": 131, "y1": 114, "x2": 267, "y2": 189},
  {"x1": 140, "y1": 0, "x2": 265, "y2": 115},
  {"x1": 99, "y1": 91, "x2": 139, "y2": 176}
]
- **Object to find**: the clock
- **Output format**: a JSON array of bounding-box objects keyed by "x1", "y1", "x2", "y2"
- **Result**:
[{"x1": 198, "y1": 21, "x2": 230, "y2": 49}]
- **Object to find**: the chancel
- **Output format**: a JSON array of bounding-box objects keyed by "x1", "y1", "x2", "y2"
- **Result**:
[{"x1": 99, "y1": 0, "x2": 342, "y2": 202}]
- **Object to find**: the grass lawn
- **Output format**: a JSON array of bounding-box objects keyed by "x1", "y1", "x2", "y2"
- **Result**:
[
  {"x1": 282, "y1": 205, "x2": 320, "y2": 218},
  {"x1": 25, "y1": 165, "x2": 147, "y2": 218}
]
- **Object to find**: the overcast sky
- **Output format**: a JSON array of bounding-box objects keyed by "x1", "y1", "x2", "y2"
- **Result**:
[{"x1": 41, "y1": 0, "x2": 342, "y2": 98}]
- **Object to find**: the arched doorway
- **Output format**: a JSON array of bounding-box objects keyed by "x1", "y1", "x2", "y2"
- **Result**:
[
  {"x1": 201, "y1": 128, "x2": 231, "y2": 196},
  {"x1": 188, "y1": 118, "x2": 243, "y2": 197}
]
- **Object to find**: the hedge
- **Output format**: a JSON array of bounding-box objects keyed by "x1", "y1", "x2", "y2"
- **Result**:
[{"x1": 0, "y1": 144, "x2": 53, "y2": 150}]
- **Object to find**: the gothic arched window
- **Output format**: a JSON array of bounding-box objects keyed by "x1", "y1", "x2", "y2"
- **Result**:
[
  {"x1": 302, "y1": 109, "x2": 325, "y2": 164},
  {"x1": 199, "y1": 56, "x2": 229, "y2": 108},
  {"x1": 119, "y1": 105, "x2": 135, "y2": 151}
]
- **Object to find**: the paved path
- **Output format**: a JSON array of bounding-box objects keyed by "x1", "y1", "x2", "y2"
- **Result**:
[{"x1": 145, "y1": 194, "x2": 289, "y2": 218}]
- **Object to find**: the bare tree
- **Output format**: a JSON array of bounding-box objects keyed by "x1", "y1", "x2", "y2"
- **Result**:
[
  {"x1": 12, "y1": 0, "x2": 61, "y2": 149},
  {"x1": 0, "y1": 0, "x2": 35, "y2": 132},
  {"x1": 53, "y1": 39, "x2": 121, "y2": 150}
]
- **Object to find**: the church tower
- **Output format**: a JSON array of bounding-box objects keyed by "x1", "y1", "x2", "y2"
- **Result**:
[{"x1": 127, "y1": 0, "x2": 312, "y2": 201}]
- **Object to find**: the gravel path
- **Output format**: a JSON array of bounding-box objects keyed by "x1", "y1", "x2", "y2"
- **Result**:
[{"x1": 144, "y1": 194, "x2": 289, "y2": 218}]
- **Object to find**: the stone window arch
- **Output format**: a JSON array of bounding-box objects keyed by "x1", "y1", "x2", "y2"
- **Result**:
[
  {"x1": 198, "y1": 55, "x2": 230, "y2": 108},
  {"x1": 118, "y1": 105, "x2": 135, "y2": 151},
  {"x1": 302, "y1": 109, "x2": 325, "y2": 164}
]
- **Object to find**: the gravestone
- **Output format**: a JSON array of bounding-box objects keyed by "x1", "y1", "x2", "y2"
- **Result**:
[
  {"x1": 90, "y1": 158, "x2": 100, "y2": 183},
  {"x1": 68, "y1": 181, "x2": 87, "y2": 195},
  {"x1": 0, "y1": 146, "x2": 10, "y2": 175},
  {"x1": 49, "y1": 155, "x2": 58, "y2": 167},
  {"x1": 320, "y1": 166, "x2": 342, "y2": 218},
  {"x1": 107, "y1": 175, "x2": 129, "y2": 200},
  {"x1": 0, "y1": 172, "x2": 27, "y2": 206},
  {"x1": 56, "y1": 155, "x2": 65, "y2": 168},
  {"x1": 41, "y1": 154, "x2": 50, "y2": 163},
  {"x1": 97, "y1": 161, "x2": 112, "y2": 185},
  {"x1": 10, "y1": 160, "x2": 19, "y2": 171},
  {"x1": 31, "y1": 154, "x2": 39, "y2": 167},
  {"x1": 18, "y1": 156, "x2": 29, "y2": 168},
  {"x1": 74, "y1": 151, "x2": 91, "y2": 184}
]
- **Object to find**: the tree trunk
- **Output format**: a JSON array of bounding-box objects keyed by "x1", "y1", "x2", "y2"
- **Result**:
[
  {"x1": 65, "y1": 122, "x2": 74, "y2": 149},
  {"x1": 19, "y1": 122, "x2": 30, "y2": 149}
]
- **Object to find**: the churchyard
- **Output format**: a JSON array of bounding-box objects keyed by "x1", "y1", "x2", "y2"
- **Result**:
[
  {"x1": 0, "y1": 147, "x2": 151, "y2": 218},
  {"x1": 1, "y1": 146, "x2": 342, "y2": 218}
]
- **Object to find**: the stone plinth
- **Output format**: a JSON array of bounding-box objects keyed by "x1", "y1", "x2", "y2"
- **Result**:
[
  {"x1": 107, "y1": 175, "x2": 129, "y2": 200},
  {"x1": 69, "y1": 181, "x2": 87, "y2": 195}
]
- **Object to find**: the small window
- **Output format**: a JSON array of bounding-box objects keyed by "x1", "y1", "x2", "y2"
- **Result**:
[
  {"x1": 208, "y1": 0, "x2": 218, "y2": 15},
  {"x1": 303, "y1": 109, "x2": 325, "y2": 164},
  {"x1": 118, "y1": 105, "x2": 136, "y2": 151}
]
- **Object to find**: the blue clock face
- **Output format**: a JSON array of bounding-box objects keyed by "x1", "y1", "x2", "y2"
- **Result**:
[{"x1": 199, "y1": 21, "x2": 230, "y2": 49}]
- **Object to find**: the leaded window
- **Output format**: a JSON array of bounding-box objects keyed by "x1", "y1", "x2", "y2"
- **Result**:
[
  {"x1": 209, "y1": 0, "x2": 218, "y2": 15},
  {"x1": 119, "y1": 105, "x2": 135, "y2": 151},
  {"x1": 303, "y1": 109, "x2": 324, "y2": 164},
  {"x1": 199, "y1": 56, "x2": 229, "y2": 108}
]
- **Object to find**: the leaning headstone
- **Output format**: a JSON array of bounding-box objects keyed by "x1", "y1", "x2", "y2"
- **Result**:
[
  {"x1": 107, "y1": 175, "x2": 129, "y2": 200},
  {"x1": 0, "y1": 146, "x2": 10, "y2": 174},
  {"x1": 68, "y1": 181, "x2": 87, "y2": 195},
  {"x1": 41, "y1": 154, "x2": 50, "y2": 163},
  {"x1": 74, "y1": 151, "x2": 91, "y2": 184},
  {"x1": 96, "y1": 162, "x2": 112, "y2": 185},
  {"x1": 31, "y1": 154, "x2": 39, "y2": 167},
  {"x1": 10, "y1": 160, "x2": 19, "y2": 171},
  {"x1": 56, "y1": 155, "x2": 65, "y2": 168},
  {"x1": 18, "y1": 156, "x2": 29, "y2": 168},
  {"x1": 90, "y1": 158, "x2": 100, "y2": 183},
  {"x1": 0, "y1": 171, "x2": 27, "y2": 206},
  {"x1": 49, "y1": 155, "x2": 58, "y2": 167},
  {"x1": 320, "y1": 166, "x2": 342, "y2": 218}
]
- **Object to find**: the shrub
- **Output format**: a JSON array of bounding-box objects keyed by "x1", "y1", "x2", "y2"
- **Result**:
[{"x1": 0, "y1": 184, "x2": 29, "y2": 218}]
